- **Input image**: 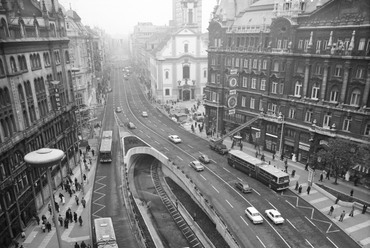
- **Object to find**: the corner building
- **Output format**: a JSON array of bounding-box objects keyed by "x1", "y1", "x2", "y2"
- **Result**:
[
  {"x1": 205, "y1": 0, "x2": 370, "y2": 164},
  {"x1": 0, "y1": 1, "x2": 79, "y2": 246}
]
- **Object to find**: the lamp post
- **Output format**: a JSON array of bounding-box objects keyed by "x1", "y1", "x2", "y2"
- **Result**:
[
  {"x1": 72, "y1": 67, "x2": 84, "y2": 195},
  {"x1": 278, "y1": 112, "x2": 285, "y2": 158},
  {"x1": 24, "y1": 148, "x2": 65, "y2": 248}
]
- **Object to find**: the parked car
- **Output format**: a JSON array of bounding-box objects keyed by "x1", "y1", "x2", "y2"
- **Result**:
[
  {"x1": 209, "y1": 138, "x2": 230, "y2": 155},
  {"x1": 235, "y1": 182, "x2": 252, "y2": 193},
  {"x1": 168, "y1": 135, "x2": 181, "y2": 143},
  {"x1": 115, "y1": 107, "x2": 122, "y2": 113},
  {"x1": 245, "y1": 207, "x2": 263, "y2": 224},
  {"x1": 190, "y1": 161, "x2": 204, "y2": 172},
  {"x1": 198, "y1": 154, "x2": 210, "y2": 164},
  {"x1": 265, "y1": 209, "x2": 284, "y2": 224},
  {"x1": 142, "y1": 111, "x2": 148, "y2": 117}
]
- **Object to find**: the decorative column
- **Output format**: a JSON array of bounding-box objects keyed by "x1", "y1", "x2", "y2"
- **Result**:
[
  {"x1": 302, "y1": 59, "x2": 310, "y2": 97},
  {"x1": 340, "y1": 61, "x2": 351, "y2": 103},
  {"x1": 361, "y1": 63, "x2": 370, "y2": 107},
  {"x1": 320, "y1": 60, "x2": 329, "y2": 100}
]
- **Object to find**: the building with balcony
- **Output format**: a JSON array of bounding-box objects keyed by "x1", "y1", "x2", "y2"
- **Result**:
[
  {"x1": 205, "y1": 0, "x2": 370, "y2": 165},
  {"x1": 0, "y1": 1, "x2": 80, "y2": 246}
]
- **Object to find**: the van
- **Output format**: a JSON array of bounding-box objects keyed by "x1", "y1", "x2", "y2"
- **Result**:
[
  {"x1": 235, "y1": 182, "x2": 252, "y2": 193},
  {"x1": 194, "y1": 112, "x2": 204, "y2": 121}
]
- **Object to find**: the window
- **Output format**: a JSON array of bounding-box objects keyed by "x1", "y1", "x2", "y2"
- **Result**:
[
  {"x1": 283, "y1": 40, "x2": 288, "y2": 49},
  {"x1": 262, "y1": 60, "x2": 267, "y2": 69},
  {"x1": 315, "y1": 64, "x2": 323, "y2": 75},
  {"x1": 273, "y1": 61, "x2": 279, "y2": 71},
  {"x1": 297, "y1": 63, "x2": 304, "y2": 73},
  {"x1": 358, "y1": 38, "x2": 366, "y2": 50},
  {"x1": 288, "y1": 108, "x2": 295, "y2": 119},
  {"x1": 203, "y1": 70, "x2": 207, "y2": 78},
  {"x1": 216, "y1": 74, "x2": 220, "y2": 83},
  {"x1": 311, "y1": 83, "x2": 320, "y2": 99},
  {"x1": 294, "y1": 81, "x2": 302, "y2": 97},
  {"x1": 184, "y1": 44, "x2": 188, "y2": 53},
  {"x1": 334, "y1": 65, "x2": 342, "y2": 77},
  {"x1": 271, "y1": 82, "x2": 278, "y2": 94},
  {"x1": 279, "y1": 83, "x2": 284, "y2": 94},
  {"x1": 304, "y1": 40, "x2": 309, "y2": 51},
  {"x1": 316, "y1": 40, "x2": 321, "y2": 51},
  {"x1": 350, "y1": 89, "x2": 361, "y2": 106},
  {"x1": 251, "y1": 78, "x2": 256, "y2": 89},
  {"x1": 183, "y1": 65, "x2": 190, "y2": 79},
  {"x1": 260, "y1": 79, "x2": 266, "y2": 90},
  {"x1": 253, "y1": 59, "x2": 257, "y2": 69},
  {"x1": 10, "y1": 56, "x2": 17, "y2": 73},
  {"x1": 267, "y1": 103, "x2": 277, "y2": 115},
  {"x1": 365, "y1": 124, "x2": 370, "y2": 136},
  {"x1": 305, "y1": 110, "x2": 313, "y2": 123},
  {"x1": 259, "y1": 99, "x2": 263, "y2": 111},
  {"x1": 165, "y1": 71, "x2": 169, "y2": 79},
  {"x1": 242, "y1": 77, "x2": 247, "y2": 88},
  {"x1": 298, "y1": 40, "x2": 303, "y2": 49},
  {"x1": 165, "y1": 88, "x2": 170, "y2": 96},
  {"x1": 343, "y1": 117, "x2": 351, "y2": 132},
  {"x1": 323, "y1": 40, "x2": 328, "y2": 50},
  {"x1": 244, "y1": 59, "x2": 248, "y2": 68},
  {"x1": 65, "y1": 50, "x2": 70, "y2": 63},
  {"x1": 323, "y1": 113, "x2": 331, "y2": 128},
  {"x1": 356, "y1": 67, "x2": 365, "y2": 79},
  {"x1": 329, "y1": 88, "x2": 339, "y2": 102},
  {"x1": 211, "y1": 57, "x2": 216, "y2": 65},
  {"x1": 211, "y1": 74, "x2": 216, "y2": 83},
  {"x1": 250, "y1": 97, "x2": 255, "y2": 109},
  {"x1": 241, "y1": 96, "x2": 246, "y2": 107},
  {"x1": 277, "y1": 40, "x2": 282, "y2": 49},
  {"x1": 235, "y1": 58, "x2": 240, "y2": 67}
]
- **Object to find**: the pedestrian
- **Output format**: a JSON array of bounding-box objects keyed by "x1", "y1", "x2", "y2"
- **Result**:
[
  {"x1": 307, "y1": 185, "x2": 311, "y2": 195},
  {"x1": 80, "y1": 241, "x2": 87, "y2": 248},
  {"x1": 326, "y1": 169, "x2": 330, "y2": 180},
  {"x1": 75, "y1": 242, "x2": 80, "y2": 248},
  {"x1": 335, "y1": 195, "x2": 340, "y2": 204},
  {"x1": 298, "y1": 185, "x2": 302, "y2": 194},
  {"x1": 284, "y1": 165, "x2": 288, "y2": 173},
  {"x1": 83, "y1": 174, "x2": 87, "y2": 182},
  {"x1": 21, "y1": 230, "x2": 26, "y2": 239},
  {"x1": 255, "y1": 151, "x2": 258, "y2": 158},
  {"x1": 58, "y1": 214, "x2": 63, "y2": 226},
  {"x1": 74, "y1": 212, "x2": 78, "y2": 223},
  {"x1": 305, "y1": 163, "x2": 309, "y2": 171},
  {"x1": 89, "y1": 158, "x2": 92, "y2": 166},
  {"x1": 240, "y1": 143, "x2": 243, "y2": 151},
  {"x1": 75, "y1": 195, "x2": 79, "y2": 205},
  {"x1": 79, "y1": 149, "x2": 82, "y2": 156},
  {"x1": 339, "y1": 211, "x2": 345, "y2": 222},
  {"x1": 295, "y1": 181, "x2": 299, "y2": 191},
  {"x1": 42, "y1": 214, "x2": 47, "y2": 223},
  {"x1": 59, "y1": 193, "x2": 63, "y2": 202},
  {"x1": 61, "y1": 195, "x2": 65, "y2": 205},
  {"x1": 350, "y1": 189, "x2": 354, "y2": 197},
  {"x1": 48, "y1": 204, "x2": 52, "y2": 215},
  {"x1": 81, "y1": 197, "x2": 86, "y2": 208},
  {"x1": 92, "y1": 149, "x2": 95, "y2": 156},
  {"x1": 46, "y1": 221, "x2": 51, "y2": 232},
  {"x1": 68, "y1": 188, "x2": 73, "y2": 198},
  {"x1": 64, "y1": 218, "x2": 69, "y2": 228},
  {"x1": 319, "y1": 173, "x2": 323, "y2": 182},
  {"x1": 261, "y1": 154, "x2": 265, "y2": 161},
  {"x1": 55, "y1": 202, "x2": 60, "y2": 212},
  {"x1": 349, "y1": 202, "x2": 355, "y2": 217},
  {"x1": 280, "y1": 154, "x2": 284, "y2": 161},
  {"x1": 328, "y1": 206, "x2": 334, "y2": 216},
  {"x1": 41, "y1": 222, "x2": 46, "y2": 232},
  {"x1": 79, "y1": 216, "x2": 83, "y2": 226},
  {"x1": 35, "y1": 215, "x2": 40, "y2": 225},
  {"x1": 362, "y1": 204, "x2": 368, "y2": 214},
  {"x1": 175, "y1": 199, "x2": 178, "y2": 209}
]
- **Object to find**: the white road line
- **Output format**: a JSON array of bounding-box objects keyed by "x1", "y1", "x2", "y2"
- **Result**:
[
  {"x1": 146, "y1": 134, "x2": 151, "y2": 138},
  {"x1": 286, "y1": 219, "x2": 297, "y2": 230},
  {"x1": 237, "y1": 177, "x2": 242, "y2": 181},
  {"x1": 200, "y1": 175, "x2": 207, "y2": 181},
  {"x1": 223, "y1": 168, "x2": 231, "y2": 173},
  {"x1": 256, "y1": 236, "x2": 266, "y2": 248},
  {"x1": 139, "y1": 130, "x2": 143, "y2": 133},
  {"x1": 253, "y1": 189, "x2": 261, "y2": 196},
  {"x1": 240, "y1": 216, "x2": 249, "y2": 226},
  {"x1": 177, "y1": 156, "x2": 183, "y2": 161},
  {"x1": 305, "y1": 239, "x2": 314, "y2": 248},
  {"x1": 212, "y1": 185, "x2": 219, "y2": 193},
  {"x1": 327, "y1": 237, "x2": 339, "y2": 248},
  {"x1": 211, "y1": 160, "x2": 217, "y2": 164},
  {"x1": 305, "y1": 216, "x2": 316, "y2": 227},
  {"x1": 285, "y1": 200, "x2": 296, "y2": 209},
  {"x1": 164, "y1": 147, "x2": 169, "y2": 151},
  {"x1": 188, "y1": 145, "x2": 194, "y2": 149},
  {"x1": 267, "y1": 200, "x2": 277, "y2": 210},
  {"x1": 161, "y1": 129, "x2": 165, "y2": 132},
  {"x1": 225, "y1": 200, "x2": 234, "y2": 208},
  {"x1": 155, "y1": 141, "x2": 160, "y2": 144}
]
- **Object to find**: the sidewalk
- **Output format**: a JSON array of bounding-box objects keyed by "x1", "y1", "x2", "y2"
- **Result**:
[{"x1": 158, "y1": 100, "x2": 370, "y2": 248}]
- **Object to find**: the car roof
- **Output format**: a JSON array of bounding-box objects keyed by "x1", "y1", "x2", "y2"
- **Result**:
[
  {"x1": 247, "y1": 207, "x2": 259, "y2": 213},
  {"x1": 267, "y1": 209, "x2": 280, "y2": 215},
  {"x1": 192, "y1": 161, "x2": 201, "y2": 164}
]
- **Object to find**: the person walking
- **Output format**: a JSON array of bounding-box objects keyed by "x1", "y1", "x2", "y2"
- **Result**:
[
  {"x1": 35, "y1": 215, "x2": 40, "y2": 225},
  {"x1": 75, "y1": 195, "x2": 79, "y2": 205},
  {"x1": 80, "y1": 241, "x2": 87, "y2": 248},
  {"x1": 79, "y1": 216, "x2": 83, "y2": 226},
  {"x1": 64, "y1": 218, "x2": 69, "y2": 229},
  {"x1": 83, "y1": 174, "x2": 87, "y2": 182},
  {"x1": 305, "y1": 163, "x2": 309, "y2": 171},
  {"x1": 326, "y1": 169, "x2": 330, "y2": 180},
  {"x1": 350, "y1": 189, "x2": 354, "y2": 197},
  {"x1": 307, "y1": 185, "x2": 311, "y2": 195},
  {"x1": 41, "y1": 222, "x2": 46, "y2": 232},
  {"x1": 74, "y1": 212, "x2": 78, "y2": 223},
  {"x1": 61, "y1": 195, "x2": 65, "y2": 205},
  {"x1": 92, "y1": 149, "x2": 95, "y2": 156},
  {"x1": 298, "y1": 185, "x2": 302, "y2": 194},
  {"x1": 59, "y1": 193, "x2": 64, "y2": 202},
  {"x1": 58, "y1": 214, "x2": 63, "y2": 226},
  {"x1": 81, "y1": 197, "x2": 86, "y2": 208},
  {"x1": 46, "y1": 221, "x2": 52, "y2": 232},
  {"x1": 295, "y1": 181, "x2": 299, "y2": 191},
  {"x1": 74, "y1": 242, "x2": 80, "y2": 248},
  {"x1": 339, "y1": 211, "x2": 345, "y2": 222},
  {"x1": 48, "y1": 204, "x2": 52, "y2": 215},
  {"x1": 319, "y1": 173, "x2": 323, "y2": 182},
  {"x1": 349, "y1": 202, "x2": 355, "y2": 217},
  {"x1": 328, "y1": 206, "x2": 334, "y2": 216},
  {"x1": 261, "y1": 154, "x2": 265, "y2": 161},
  {"x1": 240, "y1": 142, "x2": 243, "y2": 151},
  {"x1": 362, "y1": 204, "x2": 368, "y2": 214}
]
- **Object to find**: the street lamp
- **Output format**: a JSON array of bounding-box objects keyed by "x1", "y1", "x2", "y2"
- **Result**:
[
  {"x1": 278, "y1": 112, "x2": 285, "y2": 158},
  {"x1": 24, "y1": 148, "x2": 64, "y2": 248},
  {"x1": 72, "y1": 67, "x2": 84, "y2": 195}
]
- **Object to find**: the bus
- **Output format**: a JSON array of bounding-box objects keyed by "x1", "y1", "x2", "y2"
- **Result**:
[
  {"x1": 227, "y1": 150, "x2": 290, "y2": 191},
  {"x1": 93, "y1": 217, "x2": 118, "y2": 248},
  {"x1": 100, "y1": 130, "x2": 113, "y2": 163}
]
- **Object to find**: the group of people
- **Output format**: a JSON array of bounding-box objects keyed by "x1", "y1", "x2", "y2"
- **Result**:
[
  {"x1": 74, "y1": 240, "x2": 90, "y2": 248},
  {"x1": 57, "y1": 207, "x2": 84, "y2": 228}
]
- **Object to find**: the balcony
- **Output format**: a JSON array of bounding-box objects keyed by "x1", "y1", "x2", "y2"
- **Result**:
[{"x1": 309, "y1": 123, "x2": 337, "y2": 137}]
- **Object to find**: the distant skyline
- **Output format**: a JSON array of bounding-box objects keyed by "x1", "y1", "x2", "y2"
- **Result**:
[{"x1": 58, "y1": 0, "x2": 217, "y2": 37}]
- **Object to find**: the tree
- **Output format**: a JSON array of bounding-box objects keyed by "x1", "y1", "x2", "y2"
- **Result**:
[{"x1": 314, "y1": 139, "x2": 363, "y2": 184}]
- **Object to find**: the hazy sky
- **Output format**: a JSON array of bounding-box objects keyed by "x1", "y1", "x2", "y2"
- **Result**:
[{"x1": 58, "y1": 0, "x2": 217, "y2": 36}]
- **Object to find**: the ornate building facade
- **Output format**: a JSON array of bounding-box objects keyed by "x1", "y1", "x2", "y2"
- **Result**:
[
  {"x1": 205, "y1": 0, "x2": 370, "y2": 165},
  {"x1": 0, "y1": 1, "x2": 79, "y2": 246}
]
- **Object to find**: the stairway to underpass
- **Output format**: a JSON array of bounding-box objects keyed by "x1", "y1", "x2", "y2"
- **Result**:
[{"x1": 151, "y1": 164, "x2": 204, "y2": 248}]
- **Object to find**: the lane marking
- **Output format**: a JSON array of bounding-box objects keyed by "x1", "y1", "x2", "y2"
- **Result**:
[
  {"x1": 256, "y1": 236, "x2": 266, "y2": 248},
  {"x1": 285, "y1": 200, "x2": 296, "y2": 209},
  {"x1": 305, "y1": 216, "x2": 316, "y2": 227},
  {"x1": 305, "y1": 239, "x2": 314, "y2": 248},
  {"x1": 223, "y1": 168, "x2": 231, "y2": 173},
  {"x1": 164, "y1": 147, "x2": 169, "y2": 151},
  {"x1": 237, "y1": 177, "x2": 242, "y2": 181},
  {"x1": 253, "y1": 189, "x2": 261, "y2": 196},
  {"x1": 200, "y1": 175, "x2": 207, "y2": 181},
  {"x1": 188, "y1": 145, "x2": 194, "y2": 149},
  {"x1": 225, "y1": 200, "x2": 234, "y2": 208},
  {"x1": 177, "y1": 156, "x2": 183, "y2": 161},
  {"x1": 155, "y1": 141, "x2": 160, "y2": 144},
  {"x1": 161, "y1": 129, "x2": 165, "y2": 132},
  {"x1": 267, "y1": 200, "x2": 277, "y2": 210},
  {"x1": 212, "y1": 185, "x2": 219, "y2": 193},
  {"x1": 211, "y1": 160, "x2": 217, "y2": 164},
  {"x1": 287, "y1": 219, "x2": 297, "y2": 230},
  {"x1": 240, "y1": 216, "x2": 249, "y2": 226},
  {"x1": 327, "y1": 237, "x2": 339, "y2": 248}
]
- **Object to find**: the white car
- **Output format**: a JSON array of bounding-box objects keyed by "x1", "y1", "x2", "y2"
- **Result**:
[
  {"x1": 190, "y1": 161, "x2": 204, "y2": 172},
  {"x1": 115, "y1": 107, "x2": 122, "y2": 113},
  {"x1": 142, "y1": 111, "x2": 148, "y2": 117},
  {"x1": 198, "y1": 154, "x2": 210, "y2": 164},
  {"x1": 168, "y1": 135, "x2": 181, "y2": 143},
  {"x1": 265, "y1": 209, "x2": 284, "y2": 224},
  {"x1": 245, "y1": 207, "x2": 263, "y2": 224}
]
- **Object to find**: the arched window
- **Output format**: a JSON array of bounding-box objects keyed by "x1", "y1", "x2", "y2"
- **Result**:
[
  {"x1": 18, "y1": 84, "x2": 24, "y2": 101},
  {"x1": 36, "y1": 54, "x2": 41, "y2": 67},
  {"x1": 350, "y1": 89, "x2": 361, "y2": 106},
  {"x1": 65, "y1": 50, "x2": 70, "y2": 63},
  {"x1": 0, "y1": 59, "x2": 5, "y2": 75},
  {"x1": 329, "y1": 87, "x2": 339, "y2": 102},
  {"x1": 165, "y1": 71, "x2": 169, "y2": 79},
  {"x1": 183, "y1": 65, "x2": 190, "y2": 79},
  {"x1": 30, "y1": 54, "x2": 34, "y2": 68},
  {"x1": 0, "y1": 88, "x2": 4, "y2": 106},
  {"x1": 311, "y1": 83, "x2": 320, "y2": 99},
  {"x1": 10, "y1": 56, "x2": 17, "y2": 73},
  {"x1": 22, "y1": 56, "x2": 27, "y2": 70},
  {"x1": 4, "y1": 87, "x2": 10, "y2": 103},
  {"x1": 0, "y1": 18, "x2": 9, "y2": 38},
  {"x1": 184, "y1": 44, "x2": 189, "y2": 53},
  {"x1": 294, "y1": 81, "x2": 302, "y2": 97},
  {"x1": 203, "y1": 69, "x2": 207, "y2": 78},
  {"x1": 18, "y1": 56, "x2": 23, "y2": 70},
  {"x1": 19, "y1": 20, "x2": 26, "y2": 37}
]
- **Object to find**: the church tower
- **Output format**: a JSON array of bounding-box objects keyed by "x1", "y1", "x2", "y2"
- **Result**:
[{"x1": 172, "y1": 0, "x2": 202, "y2": 31}]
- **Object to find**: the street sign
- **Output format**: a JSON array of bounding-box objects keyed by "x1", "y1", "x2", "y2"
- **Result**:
[
  {"x1": 229, "y1": 89, "x2": 236, "y2": 95},
  {"x1": 229, "y1": 109, "x2": 235, "y2": 115},
  {"x1": 256, "y1": 132, "x2": 260, "y2": 138},
  {"x1": 230, "y1": 69, "x2": 238, "y2": 75}
]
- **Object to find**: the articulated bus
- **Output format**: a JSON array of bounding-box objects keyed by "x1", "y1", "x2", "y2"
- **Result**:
[
  {"x1": 100, "y1": 130, "x2": 113, "y2": 163},
  {"x1": 93, "y1": 217, "x2": 118, "y2": 248},
  {"x1": 227, "y1": 150, "x2": 290, "y2": 191}
]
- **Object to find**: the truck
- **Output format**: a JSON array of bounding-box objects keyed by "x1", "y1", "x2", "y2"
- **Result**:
[{"x1": 209, "y1": 138, "x2": 230, "y2": 155}]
